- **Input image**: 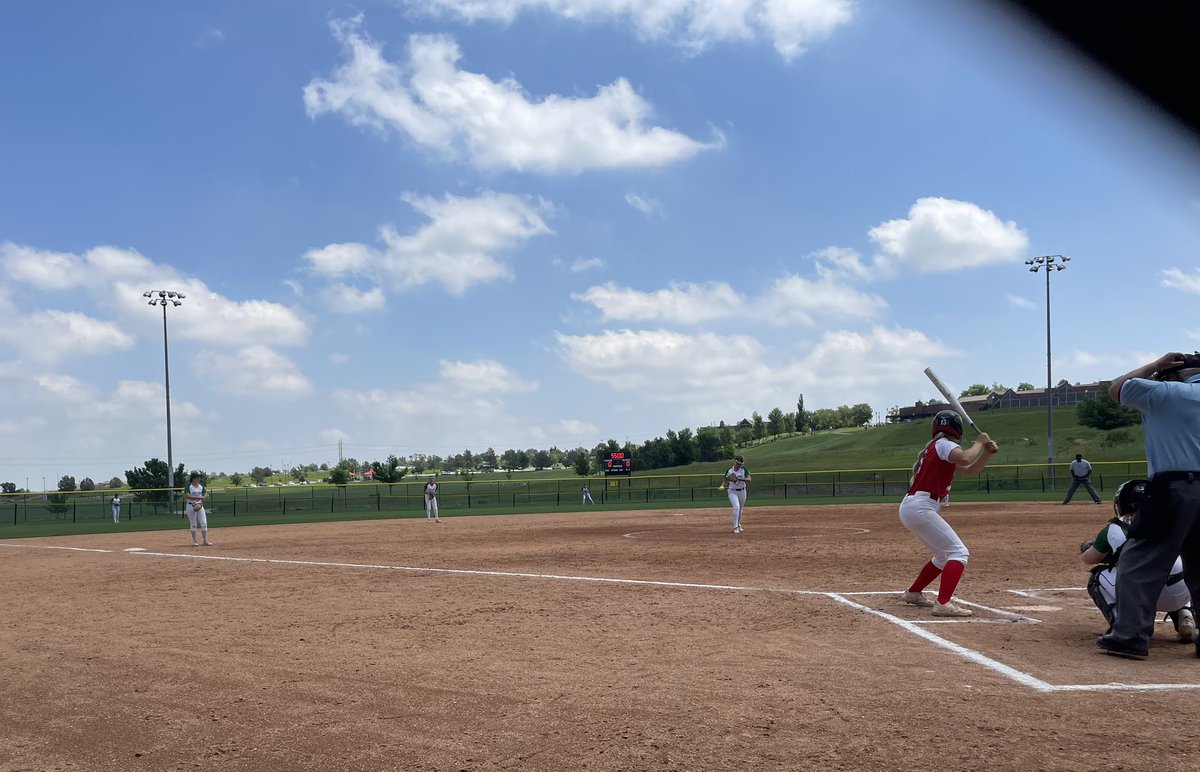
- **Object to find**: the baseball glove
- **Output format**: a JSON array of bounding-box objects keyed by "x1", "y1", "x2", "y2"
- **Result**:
[{"x1": 1079, "y1": 540, "x2": 1093, "y2": 553}]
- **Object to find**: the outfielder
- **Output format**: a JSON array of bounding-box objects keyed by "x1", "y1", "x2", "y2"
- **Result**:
[
  {"x1": 723, "y1": 455, "x2": 751, "y2": 534},
  {"x1": 424, "y1": 475, "x2": 441, "y2": 523},
  {"x1": 1081, "y1": 479, "x2": 1196, "y2": 641},
  {"x1": 184, "y1": 471, "x2": 213, "y2": 546},
  {"x1": 582, "y1": 484, "x2": 594, "y2": 505},
  {"x1": 899, "y1": 410, "x2": 998, "y2": 617}
]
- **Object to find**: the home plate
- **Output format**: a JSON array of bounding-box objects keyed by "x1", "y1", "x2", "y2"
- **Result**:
[
  {"x1": 1004, "y1": 605, "x2": 1061, "y2": 612},
  {"x1": 123, "y1": 547, "x2": 146, "y2": 552}
]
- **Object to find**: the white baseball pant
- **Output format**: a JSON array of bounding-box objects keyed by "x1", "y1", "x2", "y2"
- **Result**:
[
  {"x1": 899, "y1": 492, "x2": 969, "y2": 568},
  {"x1": 728, "y1": 488, "x2": 746, "y2": 527}
]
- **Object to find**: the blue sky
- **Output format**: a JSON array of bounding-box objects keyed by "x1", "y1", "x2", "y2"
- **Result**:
[{"x1": 2, "y1": 0, "x2": 1198, "y2": 489}]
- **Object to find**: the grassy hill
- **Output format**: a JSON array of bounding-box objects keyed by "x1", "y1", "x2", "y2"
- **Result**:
[{"x1": 656, "y1": 406, "x2": 1145, "y2": 476}]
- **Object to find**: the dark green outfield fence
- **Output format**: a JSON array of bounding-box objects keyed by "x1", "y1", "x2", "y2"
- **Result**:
[{"x1": 0, "y1": 461, "x2": 1150, "y2": 527}]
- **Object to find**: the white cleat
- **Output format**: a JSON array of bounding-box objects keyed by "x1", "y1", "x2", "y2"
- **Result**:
[
  {"x1": 900, "y1": 590, "x2": 934, "y2": 607},
  {"x1": 931, "y1": 601, "x2": 973, "y2": 618},
  {"x1": 1177, "y1": 608, "x2": 1196, "y2": 642}
]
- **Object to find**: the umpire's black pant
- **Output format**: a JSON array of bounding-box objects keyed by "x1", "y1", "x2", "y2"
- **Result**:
[
  {"x1": 1110, "y1": 476, "x2": 1200, "y2": 647},
  {"x1": 1063, "y1": 477, "x2": 1101, "y2": 504}
]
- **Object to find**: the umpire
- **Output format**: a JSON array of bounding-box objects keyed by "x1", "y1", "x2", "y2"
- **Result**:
[
  {"x1": 1062, "y1": 453, "x2": 1102, "y2": 504},
  {"x1": 1097, "y1": 352, "x2": 1200, "y2": 659}
]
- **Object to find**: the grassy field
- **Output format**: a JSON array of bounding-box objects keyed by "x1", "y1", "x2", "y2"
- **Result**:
[
  {"x1": 1, "y1": 406, "x2": 1145, "y2": 539},
  {"x1": 669, "y1": 405, "x2": 1144, "y2": 476}
]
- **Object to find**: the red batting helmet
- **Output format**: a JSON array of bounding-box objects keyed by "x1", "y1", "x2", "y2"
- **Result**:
[{"x1": 931, "y1": 410, "x2": 963, "y2": 440}]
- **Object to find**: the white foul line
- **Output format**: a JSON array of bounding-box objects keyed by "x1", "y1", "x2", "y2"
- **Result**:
[
  {"x1": 0, "y1": 543, "x2": 112, "y2": 553},
  {"x1": 129, "y1": 550, "x2": 828, "y2": 595}
]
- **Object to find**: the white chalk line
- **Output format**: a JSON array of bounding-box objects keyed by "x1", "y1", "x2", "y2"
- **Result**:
[
  {"x1": 840, "y1": 591, "x2": 1040, "y2": 624},
  {"x1": 623, "y1": 524, "x2": 871, "y2": 539},
  {"x1": 129, "y1": 550, "x2": 828, "y2": 594},
  {"x1": 0, "y1": 543, "x2": 112, "y2": 553},
  {"x1": 826, "y1": 593, "x2": 1056, "y2": 692},
  {"x1": 1009, "y1": 587, "x2": 1086, "y2": 598},
  {"x1": 7, "y1": 542, "x2": 1197, "y2": 693}
]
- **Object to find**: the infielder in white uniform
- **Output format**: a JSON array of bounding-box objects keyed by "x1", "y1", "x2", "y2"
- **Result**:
[
  {"x1": 723, "y1": 455, "x2": 751, "y2": 534},
  {"x1": 184, "y1": 471, "x2": 213, "y2": 546},
  {"x1": 424, "y1": 476, "x2": 441, "y2": 522}
]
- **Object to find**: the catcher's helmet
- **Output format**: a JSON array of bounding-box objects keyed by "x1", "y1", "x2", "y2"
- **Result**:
[
  {"x1": 1113, "y1": 478, "x2": 1148, "y2": 521},
  {"x1": 931, "y1": 410, "x2": 963, "y2": 440}
]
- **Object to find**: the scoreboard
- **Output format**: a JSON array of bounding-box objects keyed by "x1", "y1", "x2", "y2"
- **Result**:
[{"x1": 604, "y1": 451, "x2": 632, "y2": 476}]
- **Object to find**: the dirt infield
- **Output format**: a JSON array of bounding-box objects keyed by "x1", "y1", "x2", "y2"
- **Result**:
[{"x1": 2, "y1": 501, "x2": 1199, "y2": 771}]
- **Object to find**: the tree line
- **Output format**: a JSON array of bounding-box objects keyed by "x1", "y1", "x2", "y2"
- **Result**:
[{"x1": 0, "y1": 400, "x2": 880, "y2": 494}]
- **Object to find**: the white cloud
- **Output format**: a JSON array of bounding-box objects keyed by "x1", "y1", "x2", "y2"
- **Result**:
[
  {"x1": 625, "y1": 192, "x2": 663, "y2": 217},
  {"x1": 1, "y1": 243, "x2": 87, "y2": 289},
  {"x1": 555, "y1": 328, "x2": 764, "y2": 394},
  {"x1": 811, "y1": 246, "x2": 872, "y2": 281},
  {"x1": 758, "y1": 274, "x2": 887, "y2": 325},
  {"x1": 405, "y1": 0, "x2": 855, "y2": 60},
  {"x1": 438, "y1": 358, "x2": 538, "y2": 393},
  {"x1": 320, "y1": 282, "x2": 387, "y2": 313},
  {"x1": 331, "y1": 357, "x2": 541, "y2": 448},
  {"x1": 195, "y1": 28, "x2": 225, "y2": 49},
  {"x1": 34, "y1": 373, "x2": 97, "y2": 402},
  {"x1": 867, "y1": 197, "x2": 1029, "y2": 277},
  {"x1": 574, "y1": 281, "x2": 744, "y2": 324},
  {"x1": 1, "y1": 242, "x2": 310, "y2": 349},
  {"x1": 570, "y1": 257, "x2": 605, "y2": 273},
  {"x1": 555, "y1": 325, "x2": 951, "y2": 424},
  {"x1": 304, "y1": 20, "x2": 718, "y2": 173},
  {"x1": 0, "y1": 309, "x2": 135, "y2": 364},
  {"x1": 1162, "y1": 267, "x2": 1200, "y2": 294},
  {"x1": 785, "y1": 326, "x2": 954, "y2": 390},
  {"x1": 304, "y1": 190, "x2": 552, "y2": 297},
  {"x1": 559, "y1": 418, "x2": 599, "y2": 435},
  {"x1": 192, "y1": 345, "x2": 314, "y2": 398},
  {"x1": 1005, "y1": 293, "x2": 1035, "y2": 309},
  {"x1": 573, "y1": 275, "x2": 886, "y2": 326}
]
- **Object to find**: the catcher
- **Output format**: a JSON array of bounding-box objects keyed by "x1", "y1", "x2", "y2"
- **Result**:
[{"x1": 1080, "y1": 478, "x2": 1196, "y2": 641}]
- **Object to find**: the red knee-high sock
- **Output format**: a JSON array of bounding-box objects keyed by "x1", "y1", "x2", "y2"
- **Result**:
[
  {"x1": 937, "y1": 560, "x2": 966, "y2": 604},
  {"x1": 908, "y1": 560, "x2": 942, "y2": 593}
]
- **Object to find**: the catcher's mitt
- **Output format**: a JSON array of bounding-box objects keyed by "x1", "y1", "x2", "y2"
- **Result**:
[{"x1": 1079, "y1": 540, "x2": 1093, "y2": 554}]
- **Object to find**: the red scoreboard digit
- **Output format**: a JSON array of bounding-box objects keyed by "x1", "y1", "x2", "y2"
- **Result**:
[{"x1": 604, "y1": 451, "x2": 632, "y2": 476}]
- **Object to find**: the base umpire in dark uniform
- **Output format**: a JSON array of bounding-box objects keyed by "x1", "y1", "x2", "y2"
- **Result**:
[{"x1": 1097, "y1": 352, "x2": 1200, "y2": 659}]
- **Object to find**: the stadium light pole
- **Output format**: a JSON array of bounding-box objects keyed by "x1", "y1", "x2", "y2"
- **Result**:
[
  {"x1": 1024, "y1": 255, "x2": 1070, "y2": 487},
  {"x1": 144, "y1": 290, "x2": 185, "y2": 514}
]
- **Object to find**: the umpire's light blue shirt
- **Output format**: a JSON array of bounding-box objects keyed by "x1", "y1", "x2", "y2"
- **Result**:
[{"x1": 1119, "y1": 377, "x2": 1200, "y2": 475}]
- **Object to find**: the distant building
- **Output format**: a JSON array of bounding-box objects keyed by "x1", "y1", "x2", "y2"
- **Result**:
[{"x1": 892, "y1": 382, "x2": 1104, "y2": 423}]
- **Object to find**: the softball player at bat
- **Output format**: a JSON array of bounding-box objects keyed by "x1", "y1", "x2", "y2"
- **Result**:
[
  {"x1": 724, "y1": 455, "x2": 751, "y2": 534},
  {"x1": 184, "y1": 471, "x2": 213, "y2": 547},
  {"x1": 898, "y1": 411, "x2": 998, "y2": 617}
]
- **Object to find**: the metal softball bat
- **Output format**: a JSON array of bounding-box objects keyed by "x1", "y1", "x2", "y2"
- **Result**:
[{"x1": 923, "y1": 367, "x2": 980, "y2": 433}]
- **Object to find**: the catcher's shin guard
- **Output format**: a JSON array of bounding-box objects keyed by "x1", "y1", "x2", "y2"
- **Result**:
[{"x1": 1086, "y1": 570, "x2": 1115, "y2": 627}]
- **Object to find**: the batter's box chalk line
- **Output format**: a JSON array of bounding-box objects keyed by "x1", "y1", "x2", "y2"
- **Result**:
[{"x1": 830, "y1": 591, "x2": 1200, "y2": 694}]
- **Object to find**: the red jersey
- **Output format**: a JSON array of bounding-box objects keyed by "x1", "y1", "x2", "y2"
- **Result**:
[{"x1": 907, "y1": 437, "x2": 958, "y2": 499}]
